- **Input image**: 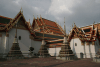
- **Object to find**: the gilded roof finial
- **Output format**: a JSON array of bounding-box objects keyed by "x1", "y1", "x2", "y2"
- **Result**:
[
  {"x1": 37, "y1": 15, "x2": 39, "y2": 19},
  {"x1": 72, "y1": 24, "x2": 73, "y2": 27},
  {"x1": 93, "y1": 21, "x2": 95, "y2": 25},
  {"x1": 33, "y1": 15, "x2": 35, "y2": 19},
  {"x1": 20, "y1": 7, "x2": 23, "y2": 13},
  {"x1": 40, "y1": 14, "x2": 41, "y2": 18},
  {"x1": 74, "y1": 22, "x2": 76, "y2": 27},
  {"x1": 29, "y1": 19, "x2": 30, "y2": 22},
  {"x1": 70, "y1": 26, "x2": 71, "y2": 29},
  {"x1": 55, "y1": 20, "x2": 56, "y2": 22}
]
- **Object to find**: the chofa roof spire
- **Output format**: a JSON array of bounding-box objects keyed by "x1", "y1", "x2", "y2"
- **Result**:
[
  {"x1": 20, "y1": 7, "x2": 23, "y2": 13},
  {"x1": 74, "y1": 22, "x2": 76, "y2": 27},
  {"x1": 40, "y1": 14, "x2": 42, "y2": 18},
  {"x1": 33, "y1": 15, "x2": 35, "y2": 19},
  {"x1": 37, "y1": 15, "x2": 39, "y2": 19},
  {"x1": 93, "y1": 21, "x2": 95, "y2": 25}
]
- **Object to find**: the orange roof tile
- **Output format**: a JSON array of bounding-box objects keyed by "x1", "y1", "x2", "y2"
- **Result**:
[{"x1": 32, "y1": 17, "x2": 64, "y2": 35}]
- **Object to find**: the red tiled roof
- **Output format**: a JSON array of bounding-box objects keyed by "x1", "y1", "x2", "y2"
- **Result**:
[
  {"x1": 42, "y1": 18, "x2": 58, "y2": 28},
  {"x1": 0, "y1": 15, "x2": 12, "y2": 20},
  {"x1": 68, "y1": 23, "x2": 99, "y2": 42},
  {"x1": 32, "y1": 17, "x2": 64, "y2": 35}
]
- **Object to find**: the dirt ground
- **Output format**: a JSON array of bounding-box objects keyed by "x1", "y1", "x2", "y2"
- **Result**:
[{"x1": 0, "y1": 57, "x2": 100, "y2": 67}]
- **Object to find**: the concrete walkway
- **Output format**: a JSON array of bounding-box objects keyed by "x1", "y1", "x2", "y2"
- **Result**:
[{"x1": 0, "y1": 57, "x2": 100, "y2": 67}]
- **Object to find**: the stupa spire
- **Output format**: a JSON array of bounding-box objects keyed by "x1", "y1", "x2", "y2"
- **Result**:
[
  {"x1": 15, "y1": 21, "x2": 17, "y2": 38},
  {"x1": 43, "y1": 25, "x2": 44, "y2": 40},
  {"x1": 64, "y1": 17, "x2": 66, "y2": 36}
]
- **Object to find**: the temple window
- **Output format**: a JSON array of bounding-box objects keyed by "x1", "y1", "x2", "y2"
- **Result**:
[
  {"x1": 84, "y1": 29, "x2": 90, "y2": 32},
  {"x1": 75, "y1": 43, "x2": 77, "y2": 46},
  {"x1": 19, "y1": 36, "x2": 21, "y2": 40}
]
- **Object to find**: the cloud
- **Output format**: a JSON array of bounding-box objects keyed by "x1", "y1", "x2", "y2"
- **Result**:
[
  {"x1": 0, "y1": 0, "x2": 100, "y2": 33},
  {"x1": 47, "y1": 0, "x2": 100, "y2": 33}
]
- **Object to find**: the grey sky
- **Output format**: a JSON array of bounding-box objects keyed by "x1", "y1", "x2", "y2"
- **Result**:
[{"x1": 0, "y1": 0, "x2": 100, "y2": 33}]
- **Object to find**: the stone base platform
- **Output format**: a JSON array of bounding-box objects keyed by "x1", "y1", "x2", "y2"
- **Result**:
[
  {"x1": 93, "y1": 57, "x2": 100, "y2": 63},
  {"x1": 56, "y1": 56, "x2": 75, "y2": 61},
  {"x1": 39, "y1": 55, "x2": 51, "y2": 58}
]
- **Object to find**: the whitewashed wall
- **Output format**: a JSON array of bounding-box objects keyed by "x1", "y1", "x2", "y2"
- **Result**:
[
  {"x1": 70, "y1": 38, "x2": 84, "y2": 58},
  {"x1": 70, "y1": 38, "x2": 100, "y2": 58},
  {"x1": 0, "y1": 32, "x2": 6, "y2": 53},
  {"x1": 8, "y1": 28, "x2": 31, "y2": 53},
  {"x1": 94, "y1": 38, "x2": 100, "y2": 54},
  {"x1": 48, "y1": 47, "x2": 61, "y2": 56},
  {"x1": 31, "y1": 40, "x2": 42, "y2": 53}
]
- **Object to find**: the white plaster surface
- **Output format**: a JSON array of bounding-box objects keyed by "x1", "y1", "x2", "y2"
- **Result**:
[
  {"x1": 8, "y1": 28, "x2": 31, "y2": 53},
  {"x1": 70, "y1": 38, "x2": 100, "y2": 58},
  {"x1": 31, "y1": 40, "x2": 42, "y2": 53}
]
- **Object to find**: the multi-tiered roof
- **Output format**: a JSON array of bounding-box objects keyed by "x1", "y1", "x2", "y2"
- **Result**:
[{"x1": 68, "y1": 22, "x2": 99, "y2": 45}]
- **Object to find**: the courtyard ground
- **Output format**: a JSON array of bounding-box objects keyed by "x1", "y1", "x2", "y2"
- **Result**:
[{"x1": 0, "y1": 57, "x2": 100, "y2": 67}]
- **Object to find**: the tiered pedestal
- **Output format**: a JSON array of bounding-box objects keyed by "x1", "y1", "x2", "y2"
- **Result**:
[
  {"x1": 38, "y1": 45, "x2": 51, "y2": 58},
  {"x1": 7, "y1": 43, "x2": 24, "y2": 59},
  {"x1": 56, "y1": 43, "x2": 75, "y2": 60}
]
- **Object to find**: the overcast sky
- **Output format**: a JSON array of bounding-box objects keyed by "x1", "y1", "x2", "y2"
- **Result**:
[{"x1": 0, "y1": 0, "x2": 100, "y2": 33}]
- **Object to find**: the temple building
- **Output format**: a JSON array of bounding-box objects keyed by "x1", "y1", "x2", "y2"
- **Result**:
[
  {"x1": 0, "y1": 10, "x2": 64, "y2": 57},
  {"x1": 32, "y1": 16, "x2": 65, "y2": 56},
  {"x1": 1, "y1": 9, "x2": 100, "y2": 58},
  {"x1": 0, "y1": 10, "x2": 35, "y2": 56},
  {"x1": 68, "y1": 23, "x2": 100, "y2": 58}
]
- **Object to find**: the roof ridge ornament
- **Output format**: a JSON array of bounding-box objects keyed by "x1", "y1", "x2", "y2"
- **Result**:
[
  {"x1": 93, "y1": 21, "x2": 95, "y2": 25},
  {"x1": 33, "y1": 14, "x2": 35, "y2": 19},
  {"x1": 20, "y1": 7, "x2": 23, "y2": 13},
  {"x1": 72, "y1": 24, "x2": 73, "y2": 27},
  {"x1": 40, "y1": 14, "x2": 41, "y2": 18},
  {"x1": 37, "y1": 15, "x2": 39, "y2": 20},
  {"x1": 74, "y1": 22, "x2": 76, "y2": 27},
  {"x1": 29, "y1": 19, "x2": 30, "y2": 22}
]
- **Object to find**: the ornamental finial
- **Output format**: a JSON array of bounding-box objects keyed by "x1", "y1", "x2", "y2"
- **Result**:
[
  {"x1": 37, "y1": 15, "x2": 39, "y2": 19},
  {"x1": 33, "y1": 15, "x2": 35, "y2": 19},
  {"x1": 40, "y1": 14, "x2": 41, "y2": 18},
  {"x1": 29, "y1": 19, "x2": 30, "y2": 22},
  {"x1": 72, "y1": 24, "x2": 73, "y2": 27},
  {"x1": 74, "y1": 22, "x2": 76, "y2": 27},
  {"x1": 20, "y1": 7, "x2": 23, "y2": 13},
  {"x1": 93, "y1": 21, "x2": 95, "y2": 25}
]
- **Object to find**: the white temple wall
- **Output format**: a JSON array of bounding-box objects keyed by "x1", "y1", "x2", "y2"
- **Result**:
[
  {"x1": 70, "y1": 38, "x2": 100, "y2": 58},
  {"x1": 84, "y1": 39, "x2": 99, "y2": 58},
  {"x1": 70, "y1": 38, "x2": 84, "y2": 58},
  {"x1": 0, "y1": 32, "x2": 6, "y2": 53},
  {"x1": 48, "y1": 47, "x2": 61, "y2": 56},
  {"x1": 84, "y1": 42, "x2": 91, "y2": 58},
  {"x1": 94, "y1": 38, "x2": 100, "y2": 54},
  {"x1": 31, "y1": 40, "x2": 42, "y2": 53},
  {"x1": 8, "y1": 28, "x2": 31, "y2": 53}
]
